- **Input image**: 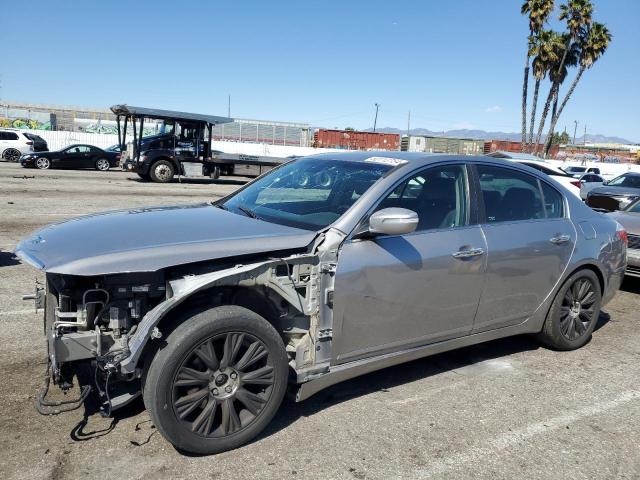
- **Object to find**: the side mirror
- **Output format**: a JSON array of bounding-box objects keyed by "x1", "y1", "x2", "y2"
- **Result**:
[{"x1": 369, "y1": 208, "x2": 419, "y2": 236}]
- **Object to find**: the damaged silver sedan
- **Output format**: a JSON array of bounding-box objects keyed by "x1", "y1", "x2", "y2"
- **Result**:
[{"x1": 16, "y1": 152, "x2": 627, "y2": 454}]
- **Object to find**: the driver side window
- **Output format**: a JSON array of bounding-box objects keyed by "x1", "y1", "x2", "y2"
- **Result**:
[{"x1": 376, "y1": 164, "x2": 469, "y2": 231}]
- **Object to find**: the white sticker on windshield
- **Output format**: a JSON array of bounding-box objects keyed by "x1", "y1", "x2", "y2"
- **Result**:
[{"x1": 364, "y1": 157, "x2": 408, "y2": 166}]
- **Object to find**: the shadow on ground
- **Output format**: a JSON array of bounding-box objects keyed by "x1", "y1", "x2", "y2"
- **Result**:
[
  {"x1": 70, "y1": 310, "x2": 613, "y2": 453},
  {"x1": 621, "y1": 275, "x2": 640, "y2": 294},
  {"x1": 127, "y1": 177, "x2": 247, "y2": 186},
  {"x1": 0, "y1": 251, "x2": 20, "y2": 267}
]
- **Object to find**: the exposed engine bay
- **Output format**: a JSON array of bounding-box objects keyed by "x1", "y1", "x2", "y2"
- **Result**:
[{"x1": 33, "y1": 229, "x2": 342, "y2": 416}]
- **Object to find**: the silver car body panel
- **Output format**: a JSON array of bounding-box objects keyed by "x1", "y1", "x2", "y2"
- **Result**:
[{"x1": 15, "y1": 152, "x2": 626, "y2": 402}]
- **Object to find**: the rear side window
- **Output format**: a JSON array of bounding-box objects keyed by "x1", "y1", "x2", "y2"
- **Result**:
[
  {"x1": 0, "y1": 131, "x2": 19, "y2": 140},
  {"x1": 478, "y1": 165, "x2": 554, "y2": 223}
]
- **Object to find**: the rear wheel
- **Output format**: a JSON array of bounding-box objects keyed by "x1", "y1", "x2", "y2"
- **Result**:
[
  {"x1": 538, "y1": 269, "x2": 602, "y2": 350},
  {"x1": 3, "y1": 148, "x2": 22, "y2": 162},
  {"x1": 143, "y1": 306, "x2": 288, "y2": 454},
  {"x1": 149, "y1": 160, "x2": 175, "y2": 183},
  {"x1": 35, "y1": 157, "x2": 51, "y2": 169}
]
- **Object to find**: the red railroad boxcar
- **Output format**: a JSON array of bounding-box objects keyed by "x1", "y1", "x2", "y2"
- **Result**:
[{"x1": 314, "y1": 129, "x2": 400, "y2": 151}]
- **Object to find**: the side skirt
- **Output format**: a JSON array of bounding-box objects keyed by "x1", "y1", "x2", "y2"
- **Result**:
[{"x1": 294, "y1": 321, "x2": 538, "y2": 402}]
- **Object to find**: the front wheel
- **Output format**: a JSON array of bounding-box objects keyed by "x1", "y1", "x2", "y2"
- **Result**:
[
  {"x1": 149, "y1": 160, "x2": 175, "y2": 183},
  {"x1": 35, "y1": 157, "x2": 51, "y2": 169},
  {"x1": 143, "y1": 306, "x2": 289, "y2": 455},
  {"x1": 538, "y1": 269, "x2": 602, "y2": 350}
]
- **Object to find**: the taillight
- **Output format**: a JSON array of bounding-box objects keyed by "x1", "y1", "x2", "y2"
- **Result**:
[
  {"x1": 570, "y1": 180, "x2": 582, "y2": 188},
  {"x1": 116, "y1": 154, "x2": 121, "y2": 159},
  {"x1": 25, "y1": 141, "x2": 33, "y2": 145},
  {"x1": 616, "y1": 223, "x2": 628, "y2": 245}
]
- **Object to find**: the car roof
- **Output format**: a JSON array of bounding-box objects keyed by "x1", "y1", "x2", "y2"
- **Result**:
[
  {"x1": 486, "y1": 150, "x2": 542, "y2": 161},
  {"x1": 302, "y1": 151, "x2": 563, "y2": 176}
]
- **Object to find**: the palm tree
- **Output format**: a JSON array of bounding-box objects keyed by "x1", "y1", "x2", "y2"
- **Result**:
[
  {"x1": 533, "y1": 33, "x2": 579, "y2": 153},
  {"x1": 541, "y1": 0, "x2": 593, "y2": 155},
  {"x1": 527, "y1": 30, "x2": 563, "y2": 147},
  {"x1": 521, "y1": 0, "x2": 555, "y2": 151},
  {"x1": 543, "y1": 22, "x2": 612, "y2": 155}
]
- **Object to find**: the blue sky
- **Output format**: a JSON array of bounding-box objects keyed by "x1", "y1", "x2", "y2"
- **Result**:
[{"x1": 1, "y1": 0, "x2": 638, "y2": 141}]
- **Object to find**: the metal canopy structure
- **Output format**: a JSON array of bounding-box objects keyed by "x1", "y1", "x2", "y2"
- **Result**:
[
  {"x1": 110, "y1": 104, "x2": 233, "y2": 165},
  {"x1": 110, "y1": 104, "x2": 233, "y2": 126}
]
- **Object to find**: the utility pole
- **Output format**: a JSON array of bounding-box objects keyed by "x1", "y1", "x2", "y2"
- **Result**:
[
  {"x1": 227, "y1": 95, "x2": 231, "y2": 118},
  {"x1": 373, "y1": 103, "x2": 380, "y2": 132},
  {"x1": 573, "y1": 120, "x2": 578, "y2": 145},
  {"x1": 407, "y1": 110, "x2": 411, "y2": 136},
  {"x1": 584, "y1": 124, "x2": 587, "y2": 145}
]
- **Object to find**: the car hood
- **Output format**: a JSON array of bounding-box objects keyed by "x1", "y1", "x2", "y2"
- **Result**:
[
  {"x1": 589, "y1": 186, "x2": 640, "y2": 197},
  {"x1": 15, "y1": 203, "x2": 316, "y2": 276},
  {"x1": 607, "y1": 211, "x2": 640, "y2": 236}
]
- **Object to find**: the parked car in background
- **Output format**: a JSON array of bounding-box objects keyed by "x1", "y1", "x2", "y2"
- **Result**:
[
  {"x1": 23, "y1": 133, "x2": 48, "y2": 152},
  {"x1": 579, "y1": 173, "x2": 605, "y2": 200},
  {"x1": 586, "y1": 172, "x2": 640, "y2": 211},
  {"x1": 0, "y1": 129, "x2": 36, "y2": 161},
  {"x1": 563, "y1": 165, "x2": 601, "y2": 178},
  {"x1": 608, "y1": 198, "x2": 640, "y2": 277},
  {"x1": 16, "y1": 152, "x2": 626, "y2": 455},
  {"x1": 105, "y1": 144, "x2": 123, "y2": 153},
  {"x1": 487, "y1": 151, "x2": 581, "y2": 197},
  {"x1": 20, "y1": 144, "x2": 120, "y2": 171}
]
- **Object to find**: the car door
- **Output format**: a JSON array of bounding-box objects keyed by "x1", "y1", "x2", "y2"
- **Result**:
[
  {"x1": 332, "y1": 163, "x2": 487, "y2": 364},
  {"x1": 472, "y1": 163, "x2": 575, "y2": 333}
]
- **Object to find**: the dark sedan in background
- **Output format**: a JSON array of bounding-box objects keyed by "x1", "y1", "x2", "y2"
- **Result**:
[
  {"x1": 586, "y1": 172, "x2": 640, "y2": 211},
  {"x1": 20, "y1": 144, "x2": 120, "y2": 171}
]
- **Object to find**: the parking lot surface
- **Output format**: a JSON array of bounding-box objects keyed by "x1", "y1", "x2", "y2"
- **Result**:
[{"x1": 1, "y1": 162, "x2": 639, "y2": 480}]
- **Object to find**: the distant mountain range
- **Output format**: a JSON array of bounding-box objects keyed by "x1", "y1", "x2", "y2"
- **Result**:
[{"x1": 365, "y1": 127, "x2": 636, "y2": 145}]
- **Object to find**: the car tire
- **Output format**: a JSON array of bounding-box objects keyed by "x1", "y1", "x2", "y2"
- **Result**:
[
  {"x1": 2, "y1": 148, "x2": 22, "y2": 162},
  {"x1": 538, "y1": 269, "x2": 602, "y2": 350},
  {"x1": 95, "y1": 158, "x2": 111, "y2": 171},
  {"x1": 35, "y1": 157, "x2": 51, "y2": 169},
  {"x1": 149, "y1": 160, "x2": 175, "y2": 183},
  {"x1": 143, "y1": 305, "x2": 288, "y2": 455}
]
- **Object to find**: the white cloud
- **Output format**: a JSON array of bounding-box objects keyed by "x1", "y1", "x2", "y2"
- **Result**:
[{"x1": 485, "y1": 105, "x2": 503, "y2": 113}]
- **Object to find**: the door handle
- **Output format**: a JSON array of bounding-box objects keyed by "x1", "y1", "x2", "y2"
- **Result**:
[
  {"x1": 452, "y1": 247, "x2": 485, "y2": 259},
  {"x1": 550, "y1": 234, "x2": 571, "y2": 245}
]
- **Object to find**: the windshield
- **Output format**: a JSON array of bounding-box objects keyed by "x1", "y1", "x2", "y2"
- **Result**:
[
  {"x1": 606, "y1": 174, "x2": 640, "y2": 188},
  {"x1": 221, "y1": 158, "x2": 392, "y2": 230}
]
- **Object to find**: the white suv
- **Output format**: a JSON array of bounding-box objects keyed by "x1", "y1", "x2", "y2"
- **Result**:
[{"x1": 0, "y1": 129, "x2": 35, "y2": 162}]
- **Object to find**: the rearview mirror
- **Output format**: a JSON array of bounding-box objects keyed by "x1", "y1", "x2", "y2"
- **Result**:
[{"x1": 369, "y1": 208, "x2": 419, "y2": 236}]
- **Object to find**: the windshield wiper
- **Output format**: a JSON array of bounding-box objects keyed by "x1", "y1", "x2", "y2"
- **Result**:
[{"x1": 237, "y1": 206, "x2": 260, "y2": 219}]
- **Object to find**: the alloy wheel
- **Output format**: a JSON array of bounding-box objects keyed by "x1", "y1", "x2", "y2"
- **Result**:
[
  {"x1": 3, "y1": 148, "x2": 21, "y2": 162},
  {"x1": 559, "y1": 278, "x2": 597, "y2": 341},
  {"x1": 171, "y1": 331, "x2": 274, "y2": 438},
  {"x1": 35, "y1": 157, "x2": 50, "y2": 169},
  {"x1": 96, "y1": 159, "x2": 110, "y2": 171}
]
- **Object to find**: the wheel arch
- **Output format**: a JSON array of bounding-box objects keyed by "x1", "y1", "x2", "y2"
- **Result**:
[{"x1": 121, "y1": 255, "x2": 317, "y2": 375}]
